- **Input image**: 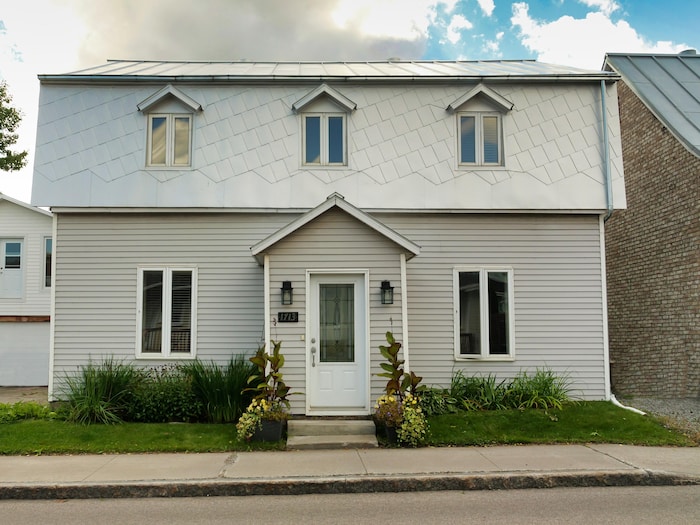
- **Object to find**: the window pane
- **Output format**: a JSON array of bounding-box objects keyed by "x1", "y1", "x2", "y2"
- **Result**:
[
  {"x1": 460, "y1": 116, "x2": 476, "y2": 163},
  {"x1": 173, "y1": 117, "x2": 191, "y2": 165},
  {"x1": 305, "y1": 116, "x2": 321, "y2": 163},
  {"x1": 45, "y1": 238, "x2": 52, "y2": 287},
  {"x1": 150, "y1": 117, "x2": 167, "y2": 165},
  {"x1": 488, "y1": 272, "x2": 509, "y2": 355},
  {"x1": 483, "y1": 116, "x2": 499, "y2": 163},
  {"x1": 5, "y1": 242, "x2": 21, "y2": 269},
  {"x1": 170, "y1": 271, "x2": 192, "y2": 353},
  {"x1": 142, "y1": 270, "x2": 163, "y2": 353},
  {"x1": 458, "y1": 272, "x2": 480, "y2": 355},
  {"x1": 319, "y1": 283, "x2": 354, "y2": 362},
  {"x1": 328, "y1": 116, "x2": 344, "y2": 164}
]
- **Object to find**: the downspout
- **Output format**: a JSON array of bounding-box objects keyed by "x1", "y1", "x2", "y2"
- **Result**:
[
  {"x1": 601, "y1": 80, "x2": 614, "y2": 222},
  {"x1": 400, "y1": 253, "x2": 409, "y2": 374},
  {"x1": 48, "y1": 212, "x2": 57, "y2": 401},
  {"x1": 263, "y1": 254, "x2": 271, "y2": 356}
]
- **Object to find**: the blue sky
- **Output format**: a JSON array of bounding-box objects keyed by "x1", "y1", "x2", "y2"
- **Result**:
[{"x1": 0, "y1": 0, "x2": 696, "y2": 201}]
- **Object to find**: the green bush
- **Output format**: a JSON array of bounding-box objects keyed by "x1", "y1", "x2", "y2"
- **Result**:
[
  {"x1": 0, "y1": 401, "x2": 58, "y2": 423},
  {"x1": 61, "y1": 358, "x2": 143, "y2": 424},
  {"x1": 127, "y1": 365, "x2": 203, "y2": 423},
  {"x1": 506, "y1": 368, "x2": 572, "y2": 410},
  {"x1": 448, "y1": 369, "x2": 571, "y2": 411},
  {"x1": 418, "y1": 387, "x2": 458, "y2": 416},
  {"x1": 182, "y1": 356, "x2": 256, "y2": 423}
]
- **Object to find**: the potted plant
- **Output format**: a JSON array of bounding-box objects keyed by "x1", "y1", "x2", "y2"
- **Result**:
[
  {"x1": 236, "y1": 340, "x2": 291, "y2": 442},
  {"x1": 374, "y1": 331, "x2": 428, "y2": 446}
]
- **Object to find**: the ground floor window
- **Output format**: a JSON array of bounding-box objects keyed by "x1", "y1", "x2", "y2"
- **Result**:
[
  {"x1": 137, "y1": 267, "x2": 197, "y2": 357},
  {"x1": 454, "y1": 267, "x2": 514, "y2": 359}
]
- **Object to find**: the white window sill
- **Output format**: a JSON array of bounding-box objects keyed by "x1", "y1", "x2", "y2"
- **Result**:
[{"x1": 454, "y1": 355, "x2": 515, "y2": 362}]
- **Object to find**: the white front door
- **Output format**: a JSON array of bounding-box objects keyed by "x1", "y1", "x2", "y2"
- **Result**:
[
  {"x1": 0, "y1": 239, "x2": 23, "y2": 299},
  {"x1": 307, "y1": 273, "x2": 368, "y2": 414}
]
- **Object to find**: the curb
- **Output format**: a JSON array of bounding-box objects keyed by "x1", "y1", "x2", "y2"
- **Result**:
[{"x1": 1, "y1": 471, "x2": 698, "y2": 500}]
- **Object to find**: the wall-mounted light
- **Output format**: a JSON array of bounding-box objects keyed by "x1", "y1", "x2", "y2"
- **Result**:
[
  {"x1": 281, "y1": 281, "x2": 293, "y2": 305},
  {"x1": 380, "y1": 280, "x2": 394, "y2": 305}
]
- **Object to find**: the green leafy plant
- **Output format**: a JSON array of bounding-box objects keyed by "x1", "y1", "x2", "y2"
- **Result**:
[
  {"x1": 506, "y1": 368, "x2": 572, "y2": 410},
  {"x1": 182, "y1": 357, "x2": 256, "y2": 423},
  {"x1": 237, "y1": 341, "x2": 292, "y2": 440},
  {"x1": 0, "y1": 402, "x2": 58, "y2": 423},
  {"x1": 127, "y1": 365, "x2": 202, "y2": 423},
  {"x1": 374, "y1": 332, "x2": 428, "y2": 446},
  {"x1": 61, "y1": 358, "x2": 143, "y2": 424},
  {"x1": 418, "y1": 387, "x2": 458, "y2": 416}
]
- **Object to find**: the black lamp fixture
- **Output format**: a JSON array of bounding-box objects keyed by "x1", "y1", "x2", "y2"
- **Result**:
[
  {"x1": 380, "y1": 280, "x2": 394, "y2": 305},
  {"x1": 281, "y1": 281, "x2": 293, "y2": 305}
]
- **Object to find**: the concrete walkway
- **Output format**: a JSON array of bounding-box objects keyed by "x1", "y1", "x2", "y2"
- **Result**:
[{"x1": 0, "y1": 444, "x2": 698, "y2": 499}]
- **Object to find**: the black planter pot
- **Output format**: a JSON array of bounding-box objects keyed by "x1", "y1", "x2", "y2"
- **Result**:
[{"x1": 251, "y1": 419, "x2": 286, "y2": 442}]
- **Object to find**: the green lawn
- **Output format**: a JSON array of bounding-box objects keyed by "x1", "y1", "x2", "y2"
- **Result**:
[
  {"x1": 426, "y1": 401, "x2": 696, "y2": 447},
  {"x1": 0, "y1": 401, "x2": 695, "y2": 455}
]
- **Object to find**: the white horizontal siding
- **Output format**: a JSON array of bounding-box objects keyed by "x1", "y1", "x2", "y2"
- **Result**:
[
  {"x1": 378, "y1": 213, "x2": 606, "y2": 400},
  {"x1": 52, "y1": 211, "x2": 607, "y2": 402},
  {"x1": 0, "y1": 200, "x2": 52, "y2": 315}
]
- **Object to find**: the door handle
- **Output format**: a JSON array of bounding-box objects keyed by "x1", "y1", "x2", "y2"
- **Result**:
[{"x1": 311, "y1": 346, "x2": 316, "y2": 367}]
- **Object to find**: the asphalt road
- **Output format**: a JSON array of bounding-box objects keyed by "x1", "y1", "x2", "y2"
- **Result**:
[{"x1": 2, "y1": 486, "x2": 699, "y2": 524}]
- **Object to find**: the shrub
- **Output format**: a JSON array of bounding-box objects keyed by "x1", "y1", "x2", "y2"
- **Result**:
[
  {"x1": 418, "y1": 388, "x2": 458, "y2": 416},
  {"x1": 61, "y1": 358, "x2": 143, "y2": 424},
  {"x1": 182, "y1": 356, "x2": 256, "y2": 423},
  {"x1": 0, "y1": 402, "x2": 58, "y2": 423},
  {"x1": 506, "y1": 368, "x2": 572, "y2": 410},
  {"x1": 127, "y1": 364, "x2": 202, "y2": 423},
  {"x1": 448, "y1": 368, "x2": 572, "y2": 411}
]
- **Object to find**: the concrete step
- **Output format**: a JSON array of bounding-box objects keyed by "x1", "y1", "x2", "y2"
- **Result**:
[
  {"x1": 287, "y1": 419, "x2": 376, "y2": 437},
  {"x1": 286, "y1": 419, "x2": 378, "y2": 450},
  {"x1": 286, "y1": 434, "x2": 378, "y2": 450}
]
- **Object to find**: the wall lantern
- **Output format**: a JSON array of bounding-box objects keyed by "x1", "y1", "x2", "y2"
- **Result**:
[
  {"x1": 380, "y1": 280, "x2": 394, "y2": 305},
  {"x1": 281, "y1": 281, "x2": 293, "y2": 305}
]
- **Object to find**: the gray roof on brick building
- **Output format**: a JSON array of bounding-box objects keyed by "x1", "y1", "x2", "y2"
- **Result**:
[{"x1": 605, "y1": 51, "x2": 700, "y2": 158}]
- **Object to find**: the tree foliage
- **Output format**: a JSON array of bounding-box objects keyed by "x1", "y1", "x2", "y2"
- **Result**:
[{"x1": 0, "y1": 81, "x2": 28, "y2": 172}]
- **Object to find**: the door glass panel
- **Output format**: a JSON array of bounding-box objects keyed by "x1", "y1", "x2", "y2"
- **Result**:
[
  {"x1": 5, "y1": 242, "x2": 21, "y2": 269},
  {"x1": 319, "y1": 283, "x2": 354, "y2": 362}
]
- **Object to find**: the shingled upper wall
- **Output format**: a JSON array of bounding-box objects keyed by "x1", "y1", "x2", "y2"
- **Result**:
[{"x1": 605, "y1": 80, "x2": 700, "y2": 398}]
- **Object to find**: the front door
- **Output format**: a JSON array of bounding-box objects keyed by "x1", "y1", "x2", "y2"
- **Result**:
[
  {"x1": 307, "y1": 273, "x2": 368, "y2": 414},
  {"x1": 0, "y1": 239, "x2": 23, "y2": 299}
]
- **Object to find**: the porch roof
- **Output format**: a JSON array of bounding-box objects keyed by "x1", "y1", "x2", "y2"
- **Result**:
[{"x1": 250, "y1": 193, "x2": 421, "y2": 264}]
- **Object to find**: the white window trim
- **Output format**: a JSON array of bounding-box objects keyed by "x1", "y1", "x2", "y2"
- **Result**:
[
  {"x1": 42, "y1": 236, "x2": 52, "y2": 289},
  {"x1": 136, "y1": 266, "x2": 198, "y2": 359},
  {"x1": 453, "y1": 266, "x2": 515, "y2": 361},
  {"x1": 146, "y1": 113, "x2": 193, "y2": 168},
  {"x1": 301, "y1": 112, "x2": 348, "y2": 167},
  {"x1": 457, "y1": 111, "x2": 503, "y2": 167}
]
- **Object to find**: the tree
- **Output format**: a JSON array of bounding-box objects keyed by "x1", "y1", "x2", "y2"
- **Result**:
[{"x1": 0, "y1": 81, "x2": 28, "y2": 171}]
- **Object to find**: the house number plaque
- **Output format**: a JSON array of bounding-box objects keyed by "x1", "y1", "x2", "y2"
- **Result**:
[{"x1": 277, "y1": 312, "x2": 299, "y2": 323}]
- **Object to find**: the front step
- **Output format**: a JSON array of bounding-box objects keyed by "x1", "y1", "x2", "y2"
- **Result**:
[{"x1": 286, "y1": 419, "x2": 378, "y2": 450}]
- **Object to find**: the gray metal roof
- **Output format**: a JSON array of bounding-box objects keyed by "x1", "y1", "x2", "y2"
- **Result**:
[
  {"x1": 40, "y1": 59, "x2": 614, "y2": 82},
  {"x1": 605, "y1": 52, "x2": 700, "y2": 157}
]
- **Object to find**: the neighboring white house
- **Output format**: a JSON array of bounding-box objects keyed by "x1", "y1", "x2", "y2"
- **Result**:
[
  {"x1": 0, "y1": 193, "x2": 52, "y2": 386},
  {"x1": 32, "y1": 60, "x2": 626, "y2": 411}
]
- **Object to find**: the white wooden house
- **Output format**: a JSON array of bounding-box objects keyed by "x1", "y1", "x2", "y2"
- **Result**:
[
  {"x1": 0, "y1": 193, "x2": 52, "y2": 386},
  {"x1": 32, "y1": 60, "x2": 625, "y2": 411}
]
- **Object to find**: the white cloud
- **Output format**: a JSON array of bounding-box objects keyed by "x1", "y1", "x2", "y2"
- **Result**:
[
  {"x1": 483, "y1": 31, "x2": 504, "y2": 54},
  {"x1": 511, "y1": 2, "x2": 689, "y2": 69},
  {"x1": 332, "y1": 0, "x2": 459, "y2": 41},
  {"x1": 578, "y1": 0, "x2": 620, "y2": 17},
  {"x1": 477, "y1": 0, "x2": 496, "y2": 17},
  {"x1": 446, "y1": 14, "x2": 474, "y2": 44}
]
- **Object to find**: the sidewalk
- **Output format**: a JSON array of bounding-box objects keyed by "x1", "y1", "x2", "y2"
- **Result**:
[{"x1": 0, "y1": 444, "x2": 698, "y2": 499}]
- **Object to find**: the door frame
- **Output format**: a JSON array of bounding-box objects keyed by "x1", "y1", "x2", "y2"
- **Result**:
[{"x1": 305, "y1": 269, "x2": 371, "y2": 416}]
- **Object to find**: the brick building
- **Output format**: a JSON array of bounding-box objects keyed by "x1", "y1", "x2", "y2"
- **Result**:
[{"x1": 605, "y1": 52, "x2": 700, "y2": 398}]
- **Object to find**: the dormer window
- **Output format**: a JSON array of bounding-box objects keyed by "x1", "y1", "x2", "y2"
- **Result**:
[
  {"x1": 137, "y1": 84, "x2": 203, "y2": 169},
  {"x1": 448, "y1": 83, "x2": 513, "y2": 168},
  {"x1": 293, "y1": 84, "x2": 356, "y2": 168},
  {"x1": 148, "y1": 114, "x2": 192, "y2": 167},
  {"x1": 303, "y1": 114, "x2": 346, "y2": 165},
  {"x1": 459, "y1": 112, "x2": 501, "y2": 165}
]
